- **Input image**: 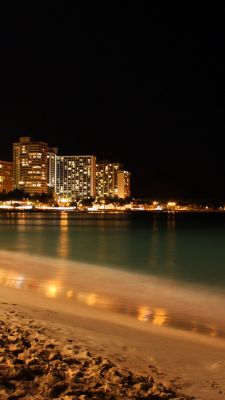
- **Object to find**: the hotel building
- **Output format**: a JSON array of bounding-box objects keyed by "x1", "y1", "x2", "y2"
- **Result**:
[
  {"x1": 96, "y1": 161, "x2": 122, "y2": 197},
  {"x1": 56, "y1": 155, "x2": 96, "y2": 199},
  {"x1": 12, "y1": 137, "x2": 130, "y2": 199},
  {"x1": 0, "y1": 160, "x2": 13, "y2": 193},
  {"x1": 13, "y1": 137, "x2": 49, "y2": 195},
  {"x1": 47, "y1": 147, "x2": 58, "y2": 193},
  {"x1": 117, "y1": 170, "x2": 131, "y2": 199},
  {"x1": 96, "y1": 161, "x2": 131, "y2": 199}
]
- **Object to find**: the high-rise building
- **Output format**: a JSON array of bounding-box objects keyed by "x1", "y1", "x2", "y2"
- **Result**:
[
  {"x1": 117, "y1": 170, "x2": 131, "y2": 199},
  {"x1": 13, "y1": 137, "x2": 49, "y2": 195},
  {"x1": 96, "y1": 161, "x2": 122, "y2": 197},
  {"x1": 0, "y1": 160, "x2": 13, "y2": 193},
  {"x1": 56, "y1": 155, "x2": 96, "y2": 199},
  {"x1": 47, "y1": 147, "x2": 58, "y2": 194}
]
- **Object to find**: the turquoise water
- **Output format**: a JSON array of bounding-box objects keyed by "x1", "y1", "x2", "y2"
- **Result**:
[{"x1": 0, "y1": 211, "x2": 225, "y2": 289}]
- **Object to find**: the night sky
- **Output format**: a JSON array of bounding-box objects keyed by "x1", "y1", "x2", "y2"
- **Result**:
[{"x1": 0, "y1": 5, "x2": 224, "y2": 200}]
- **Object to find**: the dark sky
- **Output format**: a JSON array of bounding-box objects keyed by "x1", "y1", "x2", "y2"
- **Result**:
[{"x1": 0, "y1": 5, "x2": 224, "y2": 200}]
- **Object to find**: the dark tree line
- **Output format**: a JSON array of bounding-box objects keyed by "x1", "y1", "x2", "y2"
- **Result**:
[{"x1": 0, "y1": 189, "x2": 54, "y2": 203}]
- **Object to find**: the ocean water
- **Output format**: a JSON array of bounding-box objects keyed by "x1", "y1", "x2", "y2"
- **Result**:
[
  {"x1": 0, "y1": 211, "x2": 225, "y2": 289},
  {"x1": 0, "y1": 211, "x2": 225, "y2": 340}
]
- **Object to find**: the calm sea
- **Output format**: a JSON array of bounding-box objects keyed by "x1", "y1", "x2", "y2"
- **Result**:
[{"x1": 0, "y1": 211, "x2": 225, "y2": 289}]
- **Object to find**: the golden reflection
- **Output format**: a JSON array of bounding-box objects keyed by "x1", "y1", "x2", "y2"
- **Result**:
[
  {"x1": 137, "y1": 306, "x2": 152, "y2": 322},
  {"x1": 77, "y1": 292, "x2": 98, "y2": 306},
  {"x1": 75, "y1": 291, "x2": 114, "y2": 309},
  {"x1": 16, "y1": 215, "x2": 28, "y2": 251},
  {"x1": 14, "y1": 275, "x2": 25, "y2": 289},
  {"x1": 17, "y1": 215, "x2": 26, "y2": 232},
  {"x1": 58, "y1": 212, "x2": 69, "y2": 258},
  {"x1": 59, "y1": 212, "x2": 69, "y2": 230},
  {"x1": 5, "y1": 272, "x2": 21, "y2": 288},
  {"x1": 45, "y1": 281, "x2": 61, "y2": 298},
  {"x1": 152, "y1": 308, "x2": 167, "y2": 326},
  {"x1": 0, "y1": 266, "x2": 223, "y2": 341},
  {"x1": 0, "y1": 268, "x2": 26, "y2": 289},
  {"x1": 67, "y1": 290, "x2": 74, "y2": 299},
  {"x1": 86, "y1": 293, "x2": 98, "y2": 306}
]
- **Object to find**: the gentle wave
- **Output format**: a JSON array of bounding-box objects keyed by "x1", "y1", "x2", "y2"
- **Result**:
[{"x1": 0, "y1": 249, "x2": 225, "y2": 343}]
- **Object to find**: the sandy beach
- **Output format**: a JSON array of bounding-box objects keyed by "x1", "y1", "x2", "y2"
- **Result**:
[
  {"x1": 0, "y1": 251, "x2": 225, "y2": 399},
  {"x1": 0, "y1": 301, "x2": 190, "y2": 400}
]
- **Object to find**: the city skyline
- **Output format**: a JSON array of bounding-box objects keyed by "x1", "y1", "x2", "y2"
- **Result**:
[
  {"x1": 0, "y1": 5, "x2": 224, "y2": 200},
  {"x1": 9, "y1": 136, "x2": 131, "y2": 199},
  {"x1": 1, "y1": 131, "x2": 224, "y2": 201}
]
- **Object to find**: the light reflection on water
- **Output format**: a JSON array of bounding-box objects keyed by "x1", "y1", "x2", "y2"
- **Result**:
[
  {"x1": 58, "y1": 212, "x2": 69, "y2": 258},
  {"x1": 0, "y1": 265, "x2": 223, "y2": 341},
  {"x1": 1, "y1": 212, "x2": 225, "y2": 288},
  {"x1": 1, "y1": 212, "x2": 225, "y2": 344}
]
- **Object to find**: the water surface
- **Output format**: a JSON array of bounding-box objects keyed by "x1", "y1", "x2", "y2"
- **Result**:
[
  {"x1": 0, "y1": 211, "x2": 225, "y2": 288},
  {"x1": 1, "y1": 211, "x2": 225, "y2": 342}
]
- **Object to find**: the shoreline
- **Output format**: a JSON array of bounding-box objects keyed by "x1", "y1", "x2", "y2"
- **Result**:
[
  {"x1": 0, "y1": 250, "x2": 225, "y2": 334},
  {"x1": 0, "y1": 251, "x2": 225, "y2": 398},
  {"x1": 1, "y1": 208, "x2": 225, "y2": 214},
  {"x1": 0, "y1": 302, "x2": 193, "y2": 400},
  {"x1": 0, "y1": 287, "x2": 225, "y2": 399}
]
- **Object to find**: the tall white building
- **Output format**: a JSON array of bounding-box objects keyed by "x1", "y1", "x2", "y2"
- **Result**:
[{"x1": 56, "y1": 155, "x2": 96, "y2": 199}]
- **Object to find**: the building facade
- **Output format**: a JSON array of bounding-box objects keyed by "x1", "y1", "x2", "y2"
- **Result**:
[
  {"x1": 0, "y1": 160, "x2": 13, "y2": 193},
  {"x1": 47, "y1": 147, "x2": 58, "y2": 194},
  {"x1": 117, "y1": 170, "x2": 131, "y2": 199},
  {"x1": 56, "y1": 155, "x2": 96, "y2": 199},
  {"x1": 96, "y1": 161, "x2": 122, "y2": 198},
  {"x1": 13, "y1": 137, "x2": 49, "y2": 195}
]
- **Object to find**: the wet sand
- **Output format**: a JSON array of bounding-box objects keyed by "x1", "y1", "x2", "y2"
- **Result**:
[{"x1": 0, "y1": 251, "x2": 225, "y2": 399}]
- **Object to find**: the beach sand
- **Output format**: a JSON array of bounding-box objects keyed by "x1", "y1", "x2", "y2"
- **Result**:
[
  {"x1": 0, "y1": 251, "x2": 225, "y2": 399},
  {"x1": 0, "y1": 301, "x2": 189, "y2": 400}
]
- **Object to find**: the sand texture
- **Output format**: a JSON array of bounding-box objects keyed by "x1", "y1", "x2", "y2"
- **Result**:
[{"x1": 0, "y1": 308, "x2": 192, "y2": 400}]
